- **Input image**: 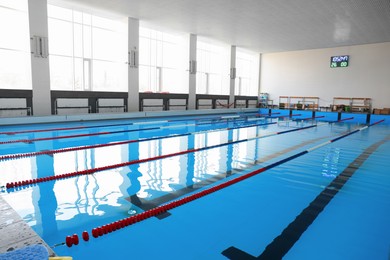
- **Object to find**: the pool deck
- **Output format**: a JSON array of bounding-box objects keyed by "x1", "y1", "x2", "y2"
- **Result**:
[{"x1": 0, "y1": 195, "x2": 55, "y2": 257}]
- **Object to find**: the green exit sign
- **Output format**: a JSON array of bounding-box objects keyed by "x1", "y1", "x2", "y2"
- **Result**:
[{"x1": 330, "y1": 55, "x2": 349, "y2": 68}]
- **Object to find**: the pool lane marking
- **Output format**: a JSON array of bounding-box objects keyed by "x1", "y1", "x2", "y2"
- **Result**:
[
  {"x1": 4, "y1": 120, "x2": 322, "y2": 190},
  {"x1": 0, "y1": 112, "x2": 278, "y2": 136},
  {"x1": 3, "y1": 118, "x2": 354, "y2": 189},
  {"x1": 0, "y1": 112, "x2": 284, "y2": 145},
  {"x1": 222, "y1": 121, "x2": 388, "y2": 260},
  {"x1": 126, "y1": 134, "x2": 334, "y2": 217},
  {"x1": 0, "y1": 121, "x2": 278, "y2": 161},
  {"x1": 0, "y1": 127, "x2": 159, "y2": 145},
  {"x1": 63, "y1": 120, "x2": 384, "y2": 246}
]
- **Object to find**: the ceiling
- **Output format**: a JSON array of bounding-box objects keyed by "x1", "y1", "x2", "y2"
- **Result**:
[{"x1": 52, "y1": 0, "x2": 390, "y2": 53}]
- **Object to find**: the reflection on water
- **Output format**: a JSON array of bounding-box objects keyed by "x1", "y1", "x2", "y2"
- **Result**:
[
  {"x1": 0, "y1": 119, "x2": 322, "y2": 241},
  {"x1": 321, "y1": 147, "x2": 341, "y2": 178}
]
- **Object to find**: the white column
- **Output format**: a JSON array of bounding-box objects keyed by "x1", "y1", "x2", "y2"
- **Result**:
[
  {"x1": 28, "y1": 0, "x2": 51, "y2": 116},
  {"x1": 229, "y1": 45, "x2": 236, "y2": 107},
  {"x1": 188, "y1": 34, "x2": 197, "y2": 110},
  {"x1": 128, "y1": 18, "x2": 139, "y2": 112},
  {"x1": 258, "y1": 53, "x2": 262, "y2": 99}
]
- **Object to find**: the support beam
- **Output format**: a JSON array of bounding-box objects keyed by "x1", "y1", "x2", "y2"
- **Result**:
[
  {"x1": 188, "y1": 34, "x2": 197, "y2": 110},
  {"x1": 28, "y1": 0, "x2": 51, "y2": 115},
  {"x1": 128, "y1": 18, "x2": 139, "y2": 112},
  {"x1": 229, "y1": 45, "x2": 236, "y2": 107}
]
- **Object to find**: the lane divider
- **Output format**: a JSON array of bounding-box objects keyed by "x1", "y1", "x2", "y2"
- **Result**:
[
  {"x1": 0, "y1": 112, "x2": 278, "y2": 136},
  {"x1": 0, "y1": 113, "x2": 283, "y2": 145},
  {"x1": 3, "y1": 117, "x2": 353, "y2": 189},
  {"x1": 4, "y1": 119, "x2": 336, "y2": 190},
  {"x1": 64, "y1": 119, "x2": 384, "y2": 246},
  {"x1": 295, "y1": 115, "x2": 324, "y2": 120},
  {"x1": 0, "y1": 122, "x2": 277, "y2": 161},
  {"x1": 0, "y1": 127, "x2": 159, "y2": 145},
  {"x1": 5, "y1": 116, "x2": 344, "y2": 190}
]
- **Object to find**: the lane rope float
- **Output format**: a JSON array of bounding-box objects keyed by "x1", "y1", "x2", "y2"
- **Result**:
[
  {"x1": 4, "y1": 118, "x2": 348, "y2": 190},
  {"x1": 0, "y1": 112, "x2": 278, "y2": 136},
  {"x1": 0, "y1": 113, "x2": 282, "y2": 145},
  {"x1": 0, "y1": 122, "x2": 277, "y2": 161},
  {"x1": 64, "y1": 119, "x2": 384, "y2": 247}
]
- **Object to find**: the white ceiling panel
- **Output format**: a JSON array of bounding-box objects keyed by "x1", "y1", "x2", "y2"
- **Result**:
[{"x1": 51, "y1": 0, "x2": 390, "y2": 53}]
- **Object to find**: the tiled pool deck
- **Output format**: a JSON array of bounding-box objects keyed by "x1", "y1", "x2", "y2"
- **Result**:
[{"x1": 0, "y1": 195, "x2": 55, "y2": 257}]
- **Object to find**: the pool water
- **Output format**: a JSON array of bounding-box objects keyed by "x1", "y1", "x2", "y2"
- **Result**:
[{"x1": 0, "y1": 113, "x2": 389, "y2": 259}]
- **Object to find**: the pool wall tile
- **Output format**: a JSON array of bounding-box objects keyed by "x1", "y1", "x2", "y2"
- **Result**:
[
  {"x1": 315, "y1": 111, "x2": 338, "y2": 121},
  {"x1": 370, "y1": 114, "x2": 390, "y2": 125},
  {"x1": 341, "y1": 113, "x2": 368, "y2": 124}
]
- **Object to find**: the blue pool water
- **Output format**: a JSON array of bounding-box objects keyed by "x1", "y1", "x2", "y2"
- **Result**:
[{"x1": 0, "y1": 111, "x2": 389, "y2": 259}]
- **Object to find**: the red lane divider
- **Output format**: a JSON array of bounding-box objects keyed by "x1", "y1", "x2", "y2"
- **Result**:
[
  {"x1": 1, "y1": 125, "x2": 89, "y2": 136},
  {"x1": 338, "y1": 117, "x2": 354, "y2": 122},
  {"x1": 0, "y1": 133, "x2": 185, "y2": 161},
  {"x1": 0, "y1": 112, "x2": 279, "y2": 145},
  {"x1": 0, "y1": 127, "x2": 162, "y2": 145},
  {"x1": 0, "y1": 121, "x2": 277, "y2": 161},
  {"x1": 0, "y1": 111, "x2": 273, "y2": 136},
  {"x1": 275, "y1": 113, "x2": 301, "y2": 119},
  {"x1": 299, "y1": 115, "x2": 325, "y2": 120},
  {"x1": 4, "y1": 142, "x2": 243, "y2": 190},
  {"x1": 4, "y1": 121, "x2": 317, "y2": 190},
  {"x1": 3, "y1": 117, "x2": 351, "y2": 189},
  {"x1": 64, "y1": 119, "x2": 384, "y2": 247}
]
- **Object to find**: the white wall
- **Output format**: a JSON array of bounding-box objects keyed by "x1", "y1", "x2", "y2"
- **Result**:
[{"x1": 260, "y1": 42, "x2": 390, "y2": 109}]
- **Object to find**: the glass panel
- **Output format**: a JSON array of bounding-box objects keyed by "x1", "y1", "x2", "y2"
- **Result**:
[
  {"x1": 74, "y1": 58, "x2": 83, "y2": 90},
  {"x1": 236, "y1": 48, "x2": 259, "y2": 96},
  {"x1": 48, "y1": 5, "x2": 127, "y2": 92},
  {"x1": 156, "y1": 40, "x2": 163, "y2": 67},
  {"x1": 0, "y1": 0, "x2": 27, "y2": 11},
  {"x1": 82, "y1": 13, "x2": 91, "y2": 25},
  {"x1": 162, "y1": 41, "x2": 177, "y2": 69},
  {"x1": 92, "y1": 60, "x2": 127, "y2": 92},
  {"x1": 92, "y1": 15, "x2": 124, "y2": 32},
  {"x1": 150, "y1": 39, "x2": 157, "y2": 67},
  {"x1": 150, "y1": 66, "x2": 158, "y2": 92},
  {"x1": 139, "y1": 37, "x2": 151, "y2": 65},
  {"x1": 83, "y1": 59, "x2": 90, "y2": 90},
  {"x1": 49, "y1": 55, "x2": 73, "y2": 90},
  {"x1": 139, "y1": 27, "x2": 151, "y2": 38},
  {"x1": 196, "y1": 72, "x2": 207, "y2": 94},
  {"x1": 73, "y1": 11, "x2": 82, "y2": 23},
  {"x1": 161, "y1": 68, "x2": 188, "y2": 94},
  {"x1": 139, "y1": 27, "x2": 188, "y2": 94},
  {"x1": 93, "y1": 27, "x2": 126, "y2": 62},
  {"x1": 73, "y1": 23, "x2": 83, "y2": 57},
  {"x1": 48, "y1": 18, "x2": 73, "y2": 56},
  {"x1": 47, "y1": 5, "x2": 72, "y2": 21},
  {"x1": 156, "y1": 67, "x2": 162, "y2": 92},
  {"x1": 208, "y1": 74, "x2": 223, "y2": 95},
  {"x1": 0, "y1": 7, "x2": 30, "y2": 51},
  {"x1": 83, "y1": 25, "x2": 92, "y2": 59},
  {"x1": 0, "y1": 49, "x2": 32, "y2": 89},
  {"x1": 139, "y1": 65, "x2": 151, "y2": 92}
]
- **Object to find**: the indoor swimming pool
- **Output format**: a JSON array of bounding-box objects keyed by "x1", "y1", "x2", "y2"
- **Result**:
[{"x1": 0, "y1": 110, "x2": 389, "y2": 259}]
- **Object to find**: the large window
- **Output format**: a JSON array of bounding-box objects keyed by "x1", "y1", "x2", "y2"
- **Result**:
[
  {"x1": 235, "y1": 48, "x2": 259, "y2": 96},
  {"x1": 196, "y1": 38, "x2": 230, "y2": 95},
  {"x1": 0, "y1": 0, "x2": 32, "y2": 89},
  {"x1": 139, "y1": 27, "x2": 188, "y2": 93},
  {"x1": 48, "y1": 5, "x2": 127, "y2": 92}
]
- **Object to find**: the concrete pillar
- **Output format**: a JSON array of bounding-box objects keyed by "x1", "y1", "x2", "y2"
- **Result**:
[
  {"x1": 128, "y1": 18, "x2": 139, "y2": 112},
  {"x1": 28, "y1": 0, "x2": 51, "y2": 116},
  {"x1": 258, "y1": 53, "x2": 262, "y2": 97},
  {"x1": 229, "y1": 45, "x2": 236, "y2": 107},
  {"x1": 188, "y1": 34, "x2": 197, "y2": 110}
]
